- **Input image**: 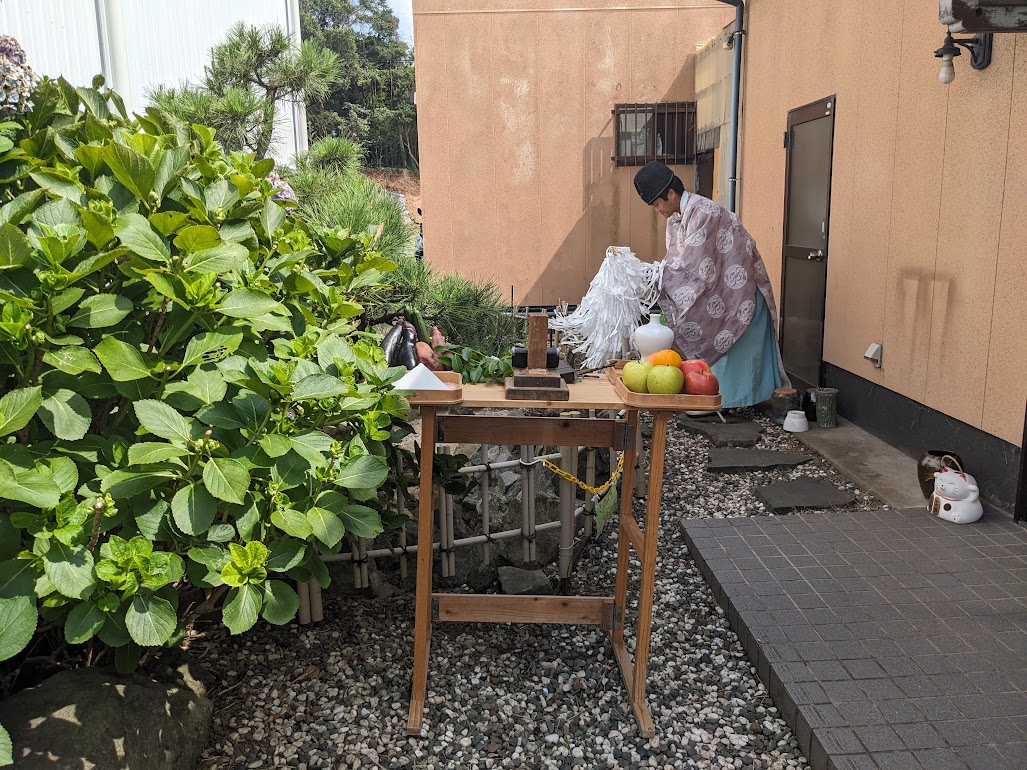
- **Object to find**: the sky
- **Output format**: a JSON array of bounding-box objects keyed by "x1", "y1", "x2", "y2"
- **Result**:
[{"x1": 387, "y1": 0, "x2": 414, "y2": 44}]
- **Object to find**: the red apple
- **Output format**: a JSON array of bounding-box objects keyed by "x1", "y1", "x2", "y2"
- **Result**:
[
  {"x1": 680, "y1": 358, "x2": 711, "y2": 377},
  {"x1": 684, "y1": 369, "x2": 719, "y2": 396}
]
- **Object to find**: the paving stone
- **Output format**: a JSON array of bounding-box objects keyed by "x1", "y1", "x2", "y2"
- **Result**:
[
  {"x1": 677, "y1": 416, "x2": 764, "y2": 447},
  {"x1": 707, "y1": 447, "x2": 811, "y2": 472},
  {"x1": 755, "y1": 477, "x2": 857, "y2": 512},
  {"x1": 497, "y1": 566, "x2": 551, "y2": 596},
  {"x1": 681, "y1": 507, "x2": 1026, "y2": 770}
]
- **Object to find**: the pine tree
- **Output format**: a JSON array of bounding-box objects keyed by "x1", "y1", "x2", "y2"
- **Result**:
[{"x1": 150, "y1": 23, "x2": 341, "y2": 159}]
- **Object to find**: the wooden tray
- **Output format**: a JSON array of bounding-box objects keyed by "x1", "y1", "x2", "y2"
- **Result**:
[
  {"x1": 404, "y1": 371, "x2": 463, "y2": 405},
  {"x1": 607, "y1": 367, "x2": 722, "y2": 411}
]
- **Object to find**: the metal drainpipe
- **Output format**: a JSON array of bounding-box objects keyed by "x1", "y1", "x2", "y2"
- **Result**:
[
  {"x1": 716, "y1": 0, "x2": 744, "y2": 214},
  {"x1": 100, "y1": 0, "x2": 132, "y2": 111}
]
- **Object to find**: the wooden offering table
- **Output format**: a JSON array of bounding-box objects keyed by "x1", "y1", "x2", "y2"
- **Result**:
[{"x1": 406, "y1": 373, "x2": 693, "y2": 738}]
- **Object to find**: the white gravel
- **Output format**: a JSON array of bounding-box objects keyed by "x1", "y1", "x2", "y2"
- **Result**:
[{"x1": 195, "y1": 410, "x2": 878, "y2": 770}]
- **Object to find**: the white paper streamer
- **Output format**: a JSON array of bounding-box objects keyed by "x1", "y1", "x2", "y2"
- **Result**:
[{"x1": 551, "y1": 247, "x2": 664, "y2": 369}]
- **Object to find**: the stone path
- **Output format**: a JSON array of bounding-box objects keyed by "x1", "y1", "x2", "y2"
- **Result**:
[
  {"x1": 755, "y1": 477, "x2": 858, "y2": 514},
  {"x1": 708, "y1": 448, "x2": 811, "y2": 473}
]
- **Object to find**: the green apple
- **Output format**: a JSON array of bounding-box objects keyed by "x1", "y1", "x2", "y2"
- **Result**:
[
  {"x1": 647, "y1": 365, "x2": 684, "y2": 395},
  {"x1": 622, "y1": 361, "x2": 653, "y2": 393}
]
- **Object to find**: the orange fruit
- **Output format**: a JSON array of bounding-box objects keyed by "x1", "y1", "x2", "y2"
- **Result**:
[{"x1": 645, "y1": 349, "x2": 682, "y2": 368}]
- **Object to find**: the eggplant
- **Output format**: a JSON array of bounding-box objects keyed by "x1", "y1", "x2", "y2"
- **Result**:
[
  {"x1": 400, "y1": 327, "x2": 418, "y2": 370},
  {"x1": 381, "y1": 321, "x2": 405, "y2": 367}
]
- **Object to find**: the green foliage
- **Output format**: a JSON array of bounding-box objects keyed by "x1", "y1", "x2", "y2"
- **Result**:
[
  {"x1": 300, "y1": 0, "x2": 417, "y2": 169},
  {"x1": 297, "y1": 167, "x2": 414, "y2": 265},
  {"x1": 367, "y1": 257, "x2": 522, "y2": 357},
  {"x1": 435, "y1": 346, "x2": 513, "y2": 385},
  {"x1": 150, "y1": 23, "x2": 341, "y2": 159},
  {"x1": 0, "y1": 77, "x2": 409, "y2": 682}
]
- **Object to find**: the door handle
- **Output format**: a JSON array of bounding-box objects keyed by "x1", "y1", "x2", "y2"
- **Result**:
[{"x1": 807, "y1": 250, "x2": 824, "y2": 261}]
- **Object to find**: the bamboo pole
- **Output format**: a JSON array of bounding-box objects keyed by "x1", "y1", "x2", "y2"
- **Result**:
[
  {"x1": 445, "y1": 484, "x2": 456, "y2": 576},
  {"x1": 584, "y1": 445, "x2": 596, "y2": 538},
  {"x1": 527, "y1": 445, "x2": 537, "y2": 562},
  {"x1": 438, "y1": 446, "x2": 449, "y2": 578},
  {"x1": 350, "y1": 538, "x2": 360, "y2": 589},
  {"x1": 558, "y1": 446, "x2": 574, "y2": 580},
  {"x1": 309, "y1": 580, "x2": 323, "y2": 622},
  {"x1": 297, "y1": 580, "x2": 311, "y2": 625},
  {"x1": 359, "y1": 537, "x2": 369, "y2": 589},
  {"x1": 634, "y1": 420, "x2": 646, "y2": 498},
  {"x1": 480, "y1": 444, "x2": 491, "y2": 564},
  {"x1": 520, "y1": 444, "x2": 531, "y2": 562},
  {"x1": 397, "y1": 461, "x2": 408, "y2": 579}
]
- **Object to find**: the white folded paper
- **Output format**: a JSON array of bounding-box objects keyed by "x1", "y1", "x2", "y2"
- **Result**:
[{"x1": 393, "y1": 364, "x2": 449, "y2": 390}]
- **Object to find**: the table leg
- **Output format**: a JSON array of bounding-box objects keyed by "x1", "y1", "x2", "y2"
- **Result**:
[
  {"x1": 407, "y1": 406, "x2": 437, "y2": 736},
  {"x1": 612, "y1": 409, "x2": 639, "y2": 644},
  {"x1": 628, "y1": 410, "x2": 670, "y2": 738}
]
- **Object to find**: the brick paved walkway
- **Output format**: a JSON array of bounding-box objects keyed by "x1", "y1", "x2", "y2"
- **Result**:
[{"x1": 681, "y1": 508, "x2": 1027, "y2": 770}]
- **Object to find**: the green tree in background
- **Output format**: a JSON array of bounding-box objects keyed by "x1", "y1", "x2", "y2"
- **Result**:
[
  {"x1": 300, "y1": 0, "x2": 418, "y2": 169},
  {"x1": 150, "y1": 23, "x2": 341, "y2": 159}
]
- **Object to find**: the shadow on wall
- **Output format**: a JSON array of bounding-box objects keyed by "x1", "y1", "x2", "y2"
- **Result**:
[{"x1": 521, "y1": 54, "x2": 698, "y2": 306}]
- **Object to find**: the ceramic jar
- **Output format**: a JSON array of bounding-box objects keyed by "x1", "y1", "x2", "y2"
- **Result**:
[
  {"x1": 633, "y1": 314, "x2": 675, "y2": 359},
  {"x1": 917, "y1": 450, "x2": 964, "y2": 500}
]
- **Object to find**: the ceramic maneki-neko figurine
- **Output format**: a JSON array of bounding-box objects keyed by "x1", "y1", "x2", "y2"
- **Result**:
[{"x1": 928, "y1": 457, "x2": 983, "y2": 525}]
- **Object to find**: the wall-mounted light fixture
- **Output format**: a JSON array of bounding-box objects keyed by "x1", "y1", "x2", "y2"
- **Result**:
[{"x1": 934, "y1": 32, "x2": 993, "y2": 84}]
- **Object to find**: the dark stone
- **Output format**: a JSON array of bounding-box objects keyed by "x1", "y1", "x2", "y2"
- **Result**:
[
  {"x1": 755, "y1": 477, "x2": 857, "y2": 512},
  {"x1": 0, "y1": 663, "x2": 212, "y2": 770},
  {"x1": 707, "y1": 448, "x2": 811, "y2": 472},
  {"x1": 677, "y1": 416, "x2": 765, "y2": 447},
  {"x1": 498, "y1": 566, "x2": 552, "y2": 595}
]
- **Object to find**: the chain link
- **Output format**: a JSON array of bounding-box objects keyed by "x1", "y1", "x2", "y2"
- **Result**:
[{"x1": 539, "y1": 452, "x2": 625, "y2": 497}]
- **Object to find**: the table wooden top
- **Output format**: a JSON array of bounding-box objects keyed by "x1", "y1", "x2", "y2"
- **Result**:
[{"x1": 458, "y1": 374, "x2": 626, "y2": 410}]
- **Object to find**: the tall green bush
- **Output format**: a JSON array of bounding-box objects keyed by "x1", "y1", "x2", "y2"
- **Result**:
[
  {"x1": 0, "y1": 75, "x2": 410, "y2": 762},
  {"x1": 284, "y1": 136, "x2": 414, "y2": 267},
  {"x1": 366, "y1": 257, "x2": 521, "y2": 357}
]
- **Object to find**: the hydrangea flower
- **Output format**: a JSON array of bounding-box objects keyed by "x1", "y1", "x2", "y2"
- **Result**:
[
  {"x1": 0, "y1": 35, "x2": 38, "y2": 115},
  {"x1": 267, "y1": 170, "x2": 298, "y2": 203}
]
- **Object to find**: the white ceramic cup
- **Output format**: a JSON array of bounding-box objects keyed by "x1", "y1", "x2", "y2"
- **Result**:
[{"x1": 783, "y1": 410, "x2": 809, "y2": 433}]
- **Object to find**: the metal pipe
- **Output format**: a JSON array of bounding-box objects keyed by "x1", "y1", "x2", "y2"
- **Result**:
[
  {"x1": 321, "y1": 515, "x2": 586, "y2": 563},
  {"x1": 100, "y1": 0, "x2": 133, "y2": 110},
  {"x1": 458, "y1": 451, "x2": 562, "y2": 474},
  {"x1": 717, "y1": 0, "x2": 745, "y2": 213}
]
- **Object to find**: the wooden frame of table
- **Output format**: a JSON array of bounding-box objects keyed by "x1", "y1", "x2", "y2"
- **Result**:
[{"x1": 406, "y1": 376, "x2": 676, "y2": 738}]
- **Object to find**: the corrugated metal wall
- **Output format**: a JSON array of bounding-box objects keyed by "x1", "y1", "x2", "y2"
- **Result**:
[{"x1": 0, "y1": 0, "x2": 303, "y2": 164}]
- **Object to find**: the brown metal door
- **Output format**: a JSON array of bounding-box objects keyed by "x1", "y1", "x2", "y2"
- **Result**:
[{"x1": 779, "y1": 96, "x2": 836, "y2": 392}]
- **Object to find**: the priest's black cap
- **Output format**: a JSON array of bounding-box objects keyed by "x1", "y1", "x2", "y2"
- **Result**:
[{"x1": 633, "y1": 161, "x2": 674, "y2": 205}]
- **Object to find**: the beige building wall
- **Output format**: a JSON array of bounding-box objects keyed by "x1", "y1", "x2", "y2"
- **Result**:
[
  {"x1": 412, "y1": 0, "x2": 734, "y2": 306},
  {"x1": 738, "y1": 0, "x2": 1027, "y2": 447}
]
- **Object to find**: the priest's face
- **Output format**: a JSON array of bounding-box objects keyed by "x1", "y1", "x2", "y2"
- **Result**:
[{"x1": 652, "y1": 189, "x2": 680, "y2": 218}]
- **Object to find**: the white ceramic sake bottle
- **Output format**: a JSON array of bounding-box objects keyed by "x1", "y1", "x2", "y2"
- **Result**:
[{"x1": 633, "y1": 314, "x2": 675, "y2": 359}]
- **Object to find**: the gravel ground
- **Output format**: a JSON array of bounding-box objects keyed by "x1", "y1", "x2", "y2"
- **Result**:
[{"x1": 195, "y1": 410, "x2": 881, "y2": 770}]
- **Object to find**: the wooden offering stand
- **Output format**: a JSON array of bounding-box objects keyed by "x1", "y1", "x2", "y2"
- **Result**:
[{"x1": 505, "y1": 313, "x2": 569, "y2": 401}]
